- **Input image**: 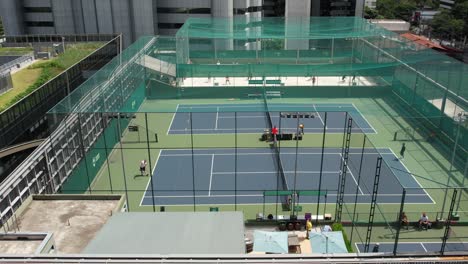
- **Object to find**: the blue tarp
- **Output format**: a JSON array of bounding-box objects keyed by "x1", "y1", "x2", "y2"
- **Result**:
[
  {"x1": 253, "y1": 231, "x2": 288, "y2": 254},
  {"x1": 309, "y1": 231, "x2": 348, "y2": 254}
]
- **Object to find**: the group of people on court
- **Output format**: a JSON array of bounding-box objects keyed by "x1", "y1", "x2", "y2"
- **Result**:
[
  {"x1": 400, "y1": 212, "x2": 432, "y2": 230},
  {"x1": 270, "y1": 123, "x2": 305, "y2": 142}
]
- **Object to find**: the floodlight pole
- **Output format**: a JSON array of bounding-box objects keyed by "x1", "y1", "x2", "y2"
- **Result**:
[
  {"x1": 440, "y1": 112, "x2": 463, "y2": 217},
  {"x1": 62, "y1": 36, "x2": 65, "y2": 52}
]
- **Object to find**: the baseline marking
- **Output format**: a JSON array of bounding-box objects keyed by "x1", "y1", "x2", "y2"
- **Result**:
[
  {"x1": 208, "y1": 154, "x2": 214, "y2": 196},
  {"x1": 167, "y1": 104, "x2": 179, "y2": 135},
  {"x1": 340, "y1": 153, "x2": 364, "y2": 195},
  {"x1": 313, "y1": 104, "x2": 326, "y2": 127},
  {"x1": 215, "y1": 107, "x2": 219, "y2": 130}
]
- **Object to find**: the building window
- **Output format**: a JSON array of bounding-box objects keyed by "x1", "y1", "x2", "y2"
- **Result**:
[
  {"x1": 234, "y1": 6, "x2": 263, "y2": 15},
  {"x1": 158, "y1": 23, "x2": 184, "y2": 29},
  {"x1": 157, "y1": 7, "x2": 211, "y2": 14},
  {"x1": 25, "y1": 21, "x2": 54, "y2": 27},
  {"x1": 23, "y1": 7, "x2": 52, "y2": 13},
  {"x1": 247, "y1": 6, "x2": 263, "y2": 13}
]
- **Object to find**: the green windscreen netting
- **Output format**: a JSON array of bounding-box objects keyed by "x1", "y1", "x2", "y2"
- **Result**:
[{"x1": 48, "y1": 17, "x2": 467, "y2": 160}]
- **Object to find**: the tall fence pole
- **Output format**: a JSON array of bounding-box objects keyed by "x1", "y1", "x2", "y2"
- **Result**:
[
  {"x1": 393, "y1": 189, "x2": 407, "y2": 256},
  {"x1": 441, "y1": 189, "x2": 458, "y2": 255},
  {"x1": 145, "y1": 113, "x2": 155, "y2": 212},
  {"x1": 316, "y1": 112, "x2": 327, "y2": 225},
  {"x1": 190, "y1": 112, "x2": 196, "y2": 212}
]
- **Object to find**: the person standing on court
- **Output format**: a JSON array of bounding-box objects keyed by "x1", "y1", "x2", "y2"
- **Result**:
[
  {"x1": 140, "y1": 159, "x2": 148, "y2": 176},
  {"x1": 271, "y1": 125, "x2": 279, "y2": 142},
  {"x1": 306, "y1": 218, "x2": 312, "y2": 240},
  {"x1": 399, "y1": 143, "x2": 406, "y2": 160},
  {"x1": 299, "y1": 123, "x2": 304, "y2": 135},
  {"x1": 372, "y1": 243, "x2": 380, "y2": 252}
]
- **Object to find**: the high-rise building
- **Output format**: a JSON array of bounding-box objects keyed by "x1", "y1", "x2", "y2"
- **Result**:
[
  {"x1": 0, "y1": 0, "x2": 364, "y2": 47},
  {"x1": 365, "y1": 0, "x2": 377, "y2": 9},
  {"x1": 439, "y1": 0, "x2": 455, "y2": 9}
]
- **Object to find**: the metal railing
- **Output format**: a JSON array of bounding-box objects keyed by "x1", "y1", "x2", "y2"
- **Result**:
[{"x1": 0, "y1": 53, "x2": 34, "y2": 74}]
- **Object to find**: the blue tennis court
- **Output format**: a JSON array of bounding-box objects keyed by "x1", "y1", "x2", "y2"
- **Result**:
[
  {"x1": 168, "y1": 103, "x2": 375, "y2": 134},
  {"x1": 140, "y1": 147, "x2": 432, "y2": 206},
  {"x1": 356, "y1": 242, "x2": 468, "y2": 254}
]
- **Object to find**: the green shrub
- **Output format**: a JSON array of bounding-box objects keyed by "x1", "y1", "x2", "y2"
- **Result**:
[
  {"x1": 1, "y1": 42, "x2": 103, "y2": 111},
  {"x1": 3, "y1": 67, "x2": 53, "y2": 110},
  {"x1": 332, "y1": 222, "x2": 353, "y2": 252}
]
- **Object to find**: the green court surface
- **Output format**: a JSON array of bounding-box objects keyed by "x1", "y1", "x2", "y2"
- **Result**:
[
  {"x1": 84, "y1": 96, "x2": 466, "y2": 214},
  {"x1": 47, "y1": 18, "x2": 467, "y2": 254}
]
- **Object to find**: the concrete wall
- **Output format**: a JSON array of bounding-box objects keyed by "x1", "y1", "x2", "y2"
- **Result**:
[
  {"x1": 0, "y1": 0, "x2": 24, "y2": 35},
  {"x1": 52, "y1": 0, "x2": 75, "y2": 34},
  {"x1": 285, "y1": 0, "x2": 310, "y2": 50}
]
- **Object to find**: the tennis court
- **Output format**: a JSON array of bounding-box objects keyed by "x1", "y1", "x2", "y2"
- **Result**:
[
  {"x1": 355, "y1": 242, "x2": 468, "y2": 254},
  {"x1": 168, "y1": 103, "x2": 375, "y2": 134},
  {"x1": 140, "y1": 147, "x2": 432, "y2": 206}
]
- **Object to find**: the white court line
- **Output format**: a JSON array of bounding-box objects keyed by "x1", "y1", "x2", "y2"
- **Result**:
[
  {"x1": 139, "y1": 149, "x2": 162, "y2": 207},
  {"x1": 218, "y1": 115, "x2": 266, "y2": 119},
  {"x1": 215, "y1": 107, "x2": 219, "y2": 130},
  {"x1": 178, "y1": 105, "x2": 262, "y2": 109},
  {"x1": 160, "y1": 152, "x2": 392, "y2": 157},
  {"x1": 169, "y1": 127, "x2": 361, "y2": 131},
  {"x1": 313, "y1": 104, "x2": 326, "y2": 127},
  {"x1": 212, "y1": 171, "x2": 340, "y2": 175},
  {"x1": 420, "y1": 242, "x2": 428, "y2": 252},
  {"x1": 351, "y1": 103, "x2": 377, "y2": 134},
  {"x1": 144, "y1": 193, "x2": 430, "y2": 199},
  {"x1": 208, "y1": 154, "x2": 214, "y2": 196},
  {"x1": 386, "y1": 149, "x2": 435, "y2": 204},
  {"x1": 166, "y1": 104, "x2": 179, "y2": 135},
  {"x1": 340, "y1": 153, "x2": 365, "y2": 195}
]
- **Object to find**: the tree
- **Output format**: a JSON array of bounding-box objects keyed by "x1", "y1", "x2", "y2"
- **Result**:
[
  {"x1": 431, "y1": 10, "x2": 466, "y2": 41},
  {"x1": 0, "y1": 17, "x2": 4, "y2": 36},
  {"x1": 452, "y1": 1, "x2": 468, "y2": 37},
  {"x1": 375, "y1": 0, "x2": 418, "y2": 21},
  {"x1": 394, "y1": 0, "x2": 417, "y2": 21},
  {"x1": 364, "y1": 6, "x2": 380, "y2": 19}
]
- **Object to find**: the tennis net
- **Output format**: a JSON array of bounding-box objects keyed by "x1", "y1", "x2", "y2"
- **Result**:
[{"x1": 264, "y1": 95, "x2": 291, "y2": 209}]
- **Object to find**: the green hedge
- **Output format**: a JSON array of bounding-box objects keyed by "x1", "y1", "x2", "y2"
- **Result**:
[
  {"x1": 2, "y1": 67, "x2": 53, "y2": 111},
  {"x1": 332, "y1": 222, "x2": 353, "y2": 253}
]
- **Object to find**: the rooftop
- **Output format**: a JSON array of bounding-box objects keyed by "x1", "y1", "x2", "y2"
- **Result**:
[{"x1": 5, "y1": 195, "x2": 123, "y2": 254}]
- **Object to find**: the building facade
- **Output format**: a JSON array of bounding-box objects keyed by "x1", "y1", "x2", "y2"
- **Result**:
[
  {"x1": 365, "y1": 0, "x2": 377, "y2": 9},
  {"x1": 439, "y1": 0, "x2": 455, "y2": 9},
  {"x1": 0, "y1": 0, "x2": 364, "y2": 47}
]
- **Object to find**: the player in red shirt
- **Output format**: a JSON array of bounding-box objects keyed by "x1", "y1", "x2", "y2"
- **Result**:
[{"x1": 271, "y1": 126, "x2": 278, "y2": 142}]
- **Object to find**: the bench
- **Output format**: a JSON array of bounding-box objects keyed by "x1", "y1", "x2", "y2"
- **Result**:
[
  {"x1": 265, "y1": 91, "x2": 283, "y2": 98},
  {"x1": 247, "y1": 93, "x2": 262, "y2": 98},
  {"x1": 265, "y1": 79, "x2": 282, "y2": 85},
  {"x1": 248, "y1": 80, "x2": 264, "y2": 85},
  {"x1": 259, "y1": 214, "x2": 327, "y2": 221}
]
